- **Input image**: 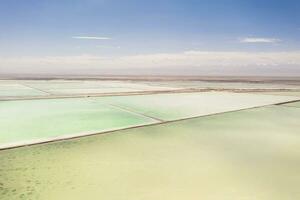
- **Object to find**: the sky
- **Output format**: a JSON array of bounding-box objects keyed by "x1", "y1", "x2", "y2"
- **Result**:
[{"x1": 0, "y1": 0, "x2": 300, "y2": 76}]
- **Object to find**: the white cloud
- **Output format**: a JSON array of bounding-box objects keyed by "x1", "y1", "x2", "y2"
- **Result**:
[
  {"x1": 72, "y1": 36, "x2": 111, "y2": 40},
  {"x1": 1, "y1": 51, "x2": 299, "y2": 75},
  {"x1": 239, "y1": 37, "x2": 281, "y2": 43}
]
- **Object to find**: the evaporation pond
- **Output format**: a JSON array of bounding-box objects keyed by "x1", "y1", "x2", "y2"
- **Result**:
[{"x1": 0, "y1": 98, "x2": 157, "y2": 148}]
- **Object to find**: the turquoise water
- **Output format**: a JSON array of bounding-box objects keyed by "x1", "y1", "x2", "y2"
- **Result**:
[{"x1": 0, "y1": 98, "x2": 157, "y2": 148}]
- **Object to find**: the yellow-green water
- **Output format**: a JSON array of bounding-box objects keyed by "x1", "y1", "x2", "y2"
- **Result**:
[
  {"x1": 1, "y1": 105, "x2": 299, "y2": 200},
  {"x1": 283, "y1": 101, "x2": 300, "y2": 108}
]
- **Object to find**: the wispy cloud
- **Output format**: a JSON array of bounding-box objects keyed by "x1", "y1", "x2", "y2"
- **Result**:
[
  {"x1": 72, "y1": 36, "x2": 111, "y2": 40},
  {"x1": 239, "y1": 37, "x2": 281, "y2": 43}
]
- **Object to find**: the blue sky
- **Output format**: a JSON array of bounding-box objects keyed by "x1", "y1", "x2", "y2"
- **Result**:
[{"x1": 0, "y1": 0, "x2": 299, "y2": 75}]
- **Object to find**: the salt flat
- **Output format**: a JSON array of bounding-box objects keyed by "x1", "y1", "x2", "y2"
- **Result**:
[
  {"x1": 0, "y1": 79, "x2": 299, "y2": 200},
  {"x1": 99, "y1": 92, "x2": 299, "y2": 120},
  {"x1": 144, "y1": 80, "x2": 300, "y2": 90},
  {"x1": 253, "y1": 91, "x2": 300, "y2": 97},
  {"x1": 0, "y1": 80, "x2": 178, "y2": 99},
  {"x1": 0, "y1": 83, "x2": 48, "y2": 97}
]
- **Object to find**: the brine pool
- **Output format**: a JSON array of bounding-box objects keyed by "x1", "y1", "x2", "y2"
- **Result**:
[{"x1": 0, "y1": 92, "x2": 298, "y2": 149}]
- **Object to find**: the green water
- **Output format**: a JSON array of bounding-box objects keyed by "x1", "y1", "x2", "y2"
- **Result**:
[
  {"x1": 0, "y1": 98, "x2": 157, "y2": 148},
  {"x1": 1, "y1": 106, "x2": 299, "y2": 200}
]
